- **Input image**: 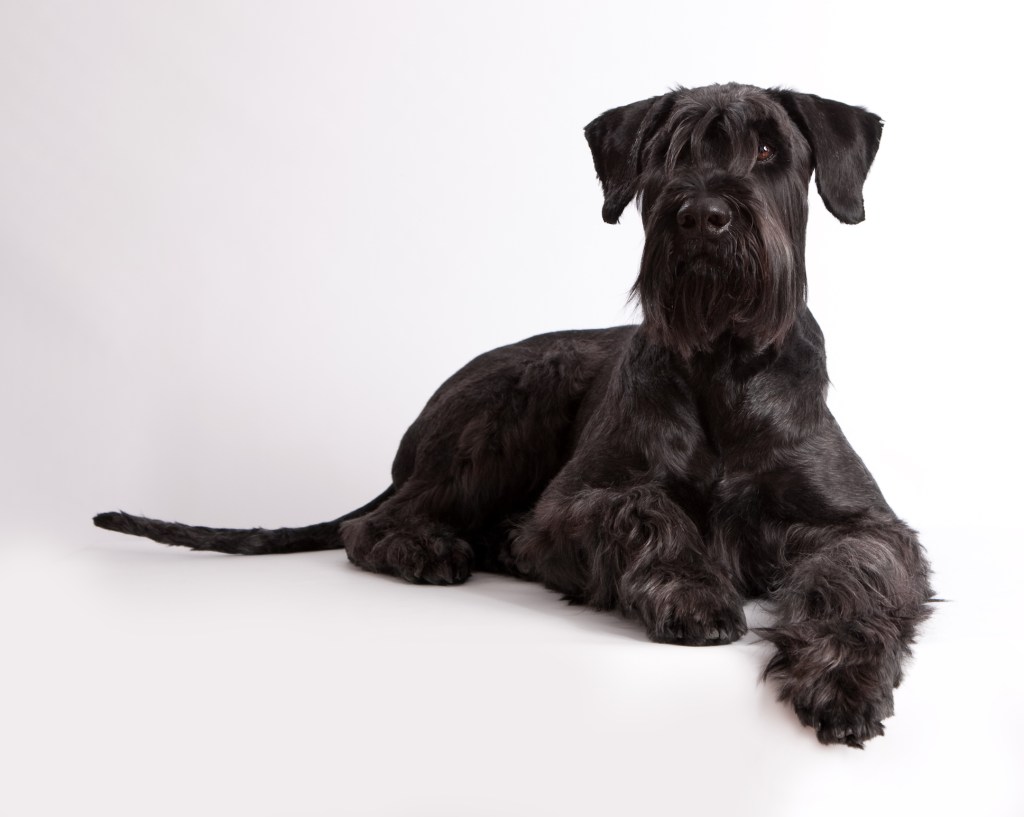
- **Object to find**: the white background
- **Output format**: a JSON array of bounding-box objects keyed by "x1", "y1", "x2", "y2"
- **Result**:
[{"x1": 2, "y1": 2, "x2": 1022, "y2": 815}]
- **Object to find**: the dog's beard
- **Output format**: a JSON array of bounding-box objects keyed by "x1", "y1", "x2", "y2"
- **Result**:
[{"x1": 633, "y1": 197, "x2": 805, "y2": 358}]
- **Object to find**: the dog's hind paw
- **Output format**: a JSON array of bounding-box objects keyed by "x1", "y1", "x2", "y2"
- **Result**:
[
  {"x1": 343, "y1": 516, "x2": 474, "y2": 585},
  {"x1": 375, "y1": 530, "x2": 473, "y2": 585}
]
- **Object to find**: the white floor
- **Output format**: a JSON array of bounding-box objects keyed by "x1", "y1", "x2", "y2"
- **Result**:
[{"x1": 2, "y1": 524, "x2": 1020, "y2": 817}]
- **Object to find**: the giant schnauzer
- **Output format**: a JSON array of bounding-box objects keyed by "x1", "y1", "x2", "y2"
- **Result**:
[{"x1": 95, "y1": 82, "x2": 934, "y2": 748}]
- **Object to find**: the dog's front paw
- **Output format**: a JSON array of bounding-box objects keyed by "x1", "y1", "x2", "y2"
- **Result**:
[
  {"x1": 649, "y1": 600, "x2": 747, "y2": 646},
  {"x1": 794, "y1": 697, "x2": 889, "y2": 748},
  {"x1": 761, "y1": 620, "x2": 900, "y2": 747},
  {"x1": 629, "y1": 579, "x2": 747, "y2": 646}
]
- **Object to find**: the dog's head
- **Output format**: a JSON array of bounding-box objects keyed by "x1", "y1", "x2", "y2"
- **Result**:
[{"x1": 585, "y1": 83, "x2": 882, "y2": 356}]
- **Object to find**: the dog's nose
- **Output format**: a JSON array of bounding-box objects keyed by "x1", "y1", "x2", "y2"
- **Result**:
[{"x1": 677, "y1": 197, "x2": 732, "y2": 236}]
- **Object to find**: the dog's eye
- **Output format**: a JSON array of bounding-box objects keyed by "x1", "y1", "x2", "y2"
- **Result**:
[{"x1": 756, "y1": 142, "x2": 776, "y2": 162}]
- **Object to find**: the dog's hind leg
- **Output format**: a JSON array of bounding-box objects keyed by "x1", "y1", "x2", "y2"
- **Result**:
[
  {"x1": 340, "y1": 329, "x2": 627, "y2": 585},
  {"x1": 759, "y1": 518, "x2": 934, "y2": 747}
]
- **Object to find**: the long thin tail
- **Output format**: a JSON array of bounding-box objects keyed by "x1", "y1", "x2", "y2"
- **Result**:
[{"x1": 92, "y1": 486, "x2": 395, "y2": 555}]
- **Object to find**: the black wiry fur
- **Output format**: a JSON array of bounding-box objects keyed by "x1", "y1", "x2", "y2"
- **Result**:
[{"x1": 94, "y1": 83, "x2": 934, "y2": 748}]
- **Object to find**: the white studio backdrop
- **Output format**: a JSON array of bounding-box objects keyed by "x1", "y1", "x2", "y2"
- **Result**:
[{"x1": 2, "y1": 2, "x2": 1022, "y2": 816}]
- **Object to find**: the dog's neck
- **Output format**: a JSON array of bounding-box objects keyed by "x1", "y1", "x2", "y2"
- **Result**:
[
  {"x1": 686, "y1": 332, "x2": 784, "y2": 381},
  {"x1": 634, "y1": 305, "x2": 827, "y2": 450},
  {"x1": 652, "y1": 303, "x2": 828, "y2": 451},
  {"x1": 641, "y1": 308, "x2": 807, "y2": 379}
]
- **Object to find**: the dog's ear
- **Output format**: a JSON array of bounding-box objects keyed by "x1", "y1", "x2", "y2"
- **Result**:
[
  {"x1": 775, "y1": 91, "x2": 883, "y2": 225},
  {"x1": 584, "y1": 94, "x2": 673, "y2": 224}
]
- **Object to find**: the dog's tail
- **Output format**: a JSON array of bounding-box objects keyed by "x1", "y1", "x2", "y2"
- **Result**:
[{"x1": 92, "y1": 486, "x2": 395, "y2": 555}]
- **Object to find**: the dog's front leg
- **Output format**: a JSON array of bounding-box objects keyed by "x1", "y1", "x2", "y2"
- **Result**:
[
  {"x1": 514, "y1": 479, "x2": 746, "y2": 646},
  {"x1": 616, "y1": 499, "x2": 749, "y2": 646},
  {"x1": 760, "y1": 517, "x2": 933, "y2": 747}
]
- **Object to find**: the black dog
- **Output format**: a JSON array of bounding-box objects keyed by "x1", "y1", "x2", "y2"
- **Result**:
[{"x1": 95, "y1": 83, "x2": 934, "y2": 748}]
